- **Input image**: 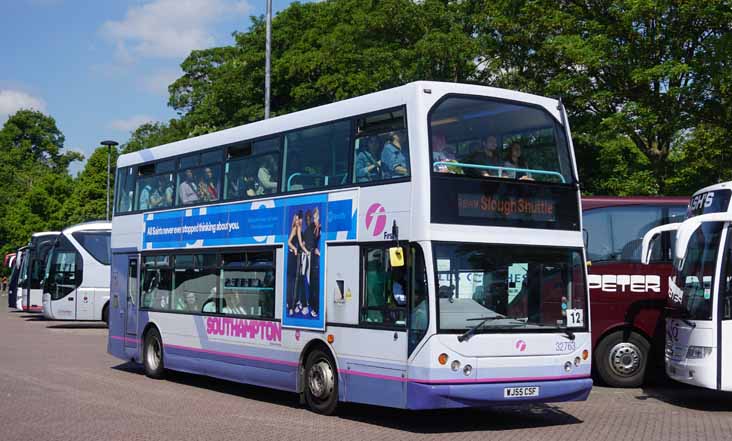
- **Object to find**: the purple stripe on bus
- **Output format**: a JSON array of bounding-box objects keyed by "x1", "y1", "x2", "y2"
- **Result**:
[
  {"x1": 163, "y1": 343, "x2": 300, "y2": 367},
  {"x1": 411, "y1": 373, "x2": 591, "y2": 385},
  {"x1": 110, "y1": 335, "x2": 139, "y2": 344}
]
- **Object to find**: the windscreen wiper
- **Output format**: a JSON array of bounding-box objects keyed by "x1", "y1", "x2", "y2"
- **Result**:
[
  {"x1": 458, "y1": 316, "x2": 517, "y2": 342},
  {"x1": 562, "y1": 329, "x2": 575, "y2": 341}
]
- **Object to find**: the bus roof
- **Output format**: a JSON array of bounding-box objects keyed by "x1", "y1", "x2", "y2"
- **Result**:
[
  {"x1": 582, "y1": 195, "x2": 688, "y2": 211},
  {"x1": 31, "y1": 231, "x2": 60, "y2": 239},
  {"x1": 62, "y1": 221, "x2": 112, "y2": 235},
  {"x1": 691, "y1": 181, "x2": 732, "y2": 198},
  {"x1": 117, "y1": 81, "x2": 563, "y2": 168}
]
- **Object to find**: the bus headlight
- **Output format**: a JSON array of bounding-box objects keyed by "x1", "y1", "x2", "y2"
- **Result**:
[
  {"x1": 463, "y1": 364, "x2": 472, "y2": 376},
  {"x1": 451, "y1": 360, "x2": 461, "y2": 371},
  {"x1": 686, "y1": 346, "x2": 713, "y2": 359}
]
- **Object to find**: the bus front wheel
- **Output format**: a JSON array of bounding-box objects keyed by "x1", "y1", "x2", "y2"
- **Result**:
[
  {"x1": 596, "y1": 330, "x2": 650, "y2": 388},
  {"x1": 102, "y1": 304, "x2": 109, "y2": 327},
  {"x1": 143, "y1": 328, "x2": 166, "y2": 379},
  {"x1": 303, "y1": 349, "x2": 338, "y2": 415}
]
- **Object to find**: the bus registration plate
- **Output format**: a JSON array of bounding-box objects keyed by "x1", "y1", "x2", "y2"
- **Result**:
[{"x1": 503, "y1": 386, "x2": 539, "y2": 398}]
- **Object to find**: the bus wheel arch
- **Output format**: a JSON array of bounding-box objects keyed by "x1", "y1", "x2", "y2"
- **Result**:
[
  {"x1": 298, "y1": 339, "x2": 339, "y2": 415},
  {"x1": 595, "y1": 327, "x2": 651, "y2": 388},
  {"x1": 101, "y1": 302, "x2": 109, "y2": 326},
  {"x1": 142, "y1": 323, "x2": 165, "y2": 379}
]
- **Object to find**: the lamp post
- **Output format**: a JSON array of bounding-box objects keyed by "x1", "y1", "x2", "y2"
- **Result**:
[
  {"x1": 100, "y1": 140, "x2": 119, "y2": 221},
  {"x1": 265, "y1": 0, "x2": 272, "y2": 119}
]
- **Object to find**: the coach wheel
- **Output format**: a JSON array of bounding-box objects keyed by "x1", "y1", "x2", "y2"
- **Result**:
[
  {"x1": 304, "y1": 348, "x2": 338, "y2": 415},
  {"x1": 102, "y1": 304, "x2": 109, "y2": 327},
  {"x1": 143, "y1": 327, "x2": 165, "y2": 379},
  {"x1": 596, "y1": 331, "x2": 649, "y2": 388}
]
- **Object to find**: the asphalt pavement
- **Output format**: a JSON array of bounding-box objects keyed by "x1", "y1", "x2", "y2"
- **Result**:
[{"x1": 2, "y1": 293, "x2": 732, "y2": 441}]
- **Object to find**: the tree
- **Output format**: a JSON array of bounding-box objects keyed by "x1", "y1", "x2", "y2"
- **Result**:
[{"x1": 61, "y1": 146, "x2": 120, "y2": 225}]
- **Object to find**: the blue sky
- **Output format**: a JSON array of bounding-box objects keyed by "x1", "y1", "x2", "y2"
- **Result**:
[{"x1": 1, "y1": 0, "x2": 297, "y2": 175}]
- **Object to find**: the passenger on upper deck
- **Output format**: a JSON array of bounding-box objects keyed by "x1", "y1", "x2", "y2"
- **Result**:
[
  {"x1": 355, "y1": 137, "x2": 382, "y2": 182},
  {"x1": 432, "y1": 133, "x2": 457, "y2": 173},
  {"x1": 381, "y1": 132, "x2": 408, "y2": 179},
  {"x1": 197, "y1": 167, "x2": 219, "y2": 201},
  {"x1": 258, "y1": 155, "x2": 278, "y2": 194},
  {"x1": 150, "y1": 176, "x2": 174, "y2": 208},
  {"x1": 463, "y1": 135, "x2": 500, "y2": 178},
  {"x1": 503, "y1": 142, "x2": 532, "y2": 180},
  {"x1": 179, "y1": 169, "x2": 200, "y2": 205},
  {"x1": 138, "y1": 179, "x2": 153, "y2": 210}
]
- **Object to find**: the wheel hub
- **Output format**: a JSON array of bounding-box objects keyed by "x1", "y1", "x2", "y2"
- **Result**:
[
  {"x1": 147, "y1": 338, "x2": 161, "y2": 371},
  {"x1": 608, "y1": 342, "x2": 642, "y2": 377},
  {"x1": 308, "y1": 360, "x2": 334, "y2": 399}
]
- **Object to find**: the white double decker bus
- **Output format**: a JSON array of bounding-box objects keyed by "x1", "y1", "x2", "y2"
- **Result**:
[
  {"x1": 108, "y1": 81, "x2": 591, "y2": 413},
  {"x1": 43, "y1": 222, "x2": 112, "y2": 323},
  {"x1": 642, "y1": 182, "x2": 732, "y2": 390}
]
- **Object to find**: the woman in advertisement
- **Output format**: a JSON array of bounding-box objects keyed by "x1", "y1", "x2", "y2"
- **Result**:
[
  {"x1": 305, "y1": 207, "x2": 322, "y2": 318},
  {"x1": 286, "y1": 210, "x2": 307, "y2": 316}
]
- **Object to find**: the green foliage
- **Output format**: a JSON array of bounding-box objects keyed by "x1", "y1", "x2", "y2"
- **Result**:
[
  {"x1": 61, "y1": 146, "x2": 120, "y2": 225},
  {"x1": 0, "y1": 110, "x2": 81, "y2": 258}
]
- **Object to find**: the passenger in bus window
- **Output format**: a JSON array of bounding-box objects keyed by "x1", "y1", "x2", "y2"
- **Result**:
[
  {"x1": 178, "y1": 169, "x2": 200, "y2": 205},
  {"x1": 381, "y1": 132, "x2": 409, "y2": 178},
  {"x1": 197, "y1": 167, "x2": 219, "y2": 201},
  {"x1": 223, "y1": 292, "x2": 246, "y2": 315},
  {"x1": 503, "y1": 142, "x2": 532, "y2": 180},
  {"x1": 138, "y1": 179, "x2": 153, "y2": 210},
  {"x1": 150, "y1": 176, "x2": 174, "y2": 208},
  {"x1": 432, "y1": 133, "x2": 456, "y2": 173},
  {"x1": 258, "y1": 155, "x2": 278, "y2": 194},
  {"x1": 463, "y1": 136, "x2": 500, "y2": 178},
  {"x1": 355, "y1": 137, "x2": 382, "y2": 182}
]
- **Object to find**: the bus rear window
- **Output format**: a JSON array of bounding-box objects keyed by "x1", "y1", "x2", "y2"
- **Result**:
[
  {"x1": 72, "y1": 231, "x2": 111, "y2": 265},
  {"x1": 429, "y1": 97, "x2": 573, "y2": 184}
]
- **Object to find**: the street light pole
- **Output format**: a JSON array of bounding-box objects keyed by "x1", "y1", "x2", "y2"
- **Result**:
[
  {"x1": 265, "y1": 0, "x2": 272, "y2": 119},
  {"x1": 100, "y1": 140, "x2": 119, "y2": 221}
]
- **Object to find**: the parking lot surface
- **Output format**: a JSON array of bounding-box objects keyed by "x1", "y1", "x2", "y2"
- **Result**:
[{"x1": 2, "y1": 298, "x2": 732, "y2": 441}]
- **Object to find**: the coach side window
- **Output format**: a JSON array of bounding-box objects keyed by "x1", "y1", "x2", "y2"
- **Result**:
[
  {"x1": 284, "y1": 120, "x2": 350, "y2": 191},
  {"x1": 141, "y1": 256, "x2": 173, "y2": 311},
  {"x1": 353, "y1": 108, "x2": 409, "y2": 183},
  {"x1": 584, "y1": 206, "x2": 665, "y2": 262}
]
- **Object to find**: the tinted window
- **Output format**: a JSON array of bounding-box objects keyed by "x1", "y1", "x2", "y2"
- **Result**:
[
  {"x1": 353, "y1": 109, "x2": 409, "y2": 183},
  {"x1": 115, "y1": 167, "x2": 136, "y2": 214},
  {"x1": 141, "y1": 256, "x2": 173, "y2": 311},
  {"x1": 429, "y1": 97, "x2": 572, "y2": 183},
  {"x1": 45, "y1": 236, "x2": 81, "y2": 301},
  {"x1": 72, "y1": 231, "x2": 111, "y2": 265},
  {"x1": 221, "y1": 251, "x2": 275, "y2": 318},
  {"x1": 585, "y1": 206, "x2": 672, "y2": 262},
  {"x1": 361, "y1": 246, "x2": 407, "y2": 327},
  {"x1": 224, "y1": 138, "x2": 281, "y2": 200},
  {"x1": 176, "y1": 165, "x2": 222, "y2": 206},
  {"x1": 284, "y1": 120, "x2": 350, "y2": 191},
  {"x1": 172, "y1": 254, "x2": 218, "y2": 313}
]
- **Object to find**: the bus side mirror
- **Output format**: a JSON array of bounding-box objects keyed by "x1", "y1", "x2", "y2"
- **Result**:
[
  {"x1": 641, "y1": 223, "x2": 681, "y2": 265},
  {"x1": 582, "y1": 228, "x2": 589, "y2": 250},
  {"x1": 389, "y1": 247, "x2": 405, "y2": 268}
]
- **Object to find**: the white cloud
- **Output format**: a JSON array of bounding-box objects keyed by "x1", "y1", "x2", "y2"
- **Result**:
[
  {"x1": 108, "y1": 114, "x2": 155, "y2": 132},
  {"x1": 0, "y1": 89, "x2": 47, "y2": 121},
  {"x1": 100, "y1": 0, "x2": 251, "y2": 60},
  {"x1": 142, "y1": 69, "x2": 181, "y2": 95}
]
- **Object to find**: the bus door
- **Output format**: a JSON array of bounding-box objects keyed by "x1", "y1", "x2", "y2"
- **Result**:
[
  {"x1": 124, "y1": 257, "x2": 139, "y2": 354},
  {"x1": 719, "y1": 227, "x2": 732, "y2": 390}
]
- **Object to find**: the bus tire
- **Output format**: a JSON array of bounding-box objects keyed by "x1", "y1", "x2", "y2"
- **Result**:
[
  {"x1": 143, "y1": 327, "x2": 165, "y2": 379},
  {"x1": 102, "y1": 303, "x2": 109, "y2": 327},
  {"x1": 595, "y1": 330, "x2": 650, "y2": 388},
  {"x1": 303, "y1": 348, "x2": 338, "y2": 415}
]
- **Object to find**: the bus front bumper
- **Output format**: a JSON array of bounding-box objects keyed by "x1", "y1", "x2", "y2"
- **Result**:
[{"x1": 406, "y1": 378, "x2": 592, "y2": 410}]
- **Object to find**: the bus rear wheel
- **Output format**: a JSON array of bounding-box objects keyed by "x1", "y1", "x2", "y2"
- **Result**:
[
  {"x1": 143, "y1": 327, "x2": 165, "y2": 379},
  {"x1": 303, "y1": 349, "x2": 338, "y2": 415},
  {"x1": 596, "y1": 331, "x2": 650, "y2": 388}
]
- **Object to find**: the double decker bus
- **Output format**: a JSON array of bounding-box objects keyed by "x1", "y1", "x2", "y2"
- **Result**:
[
  {"x1": 583, "y1": 196, "x2": 686, "y2": 387},
  {"x1": 108, "y1": 82, "x2": 591, "y2": 413},
  {"x1": 642, "y1": 182, "x2": 732, "y2": 390},
  {"x1": 21, "y1": 231, "x2": 60, "y2": 312},
  {"x1": 43, "y1": 222, "x2": 112, "y2": 323}
]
